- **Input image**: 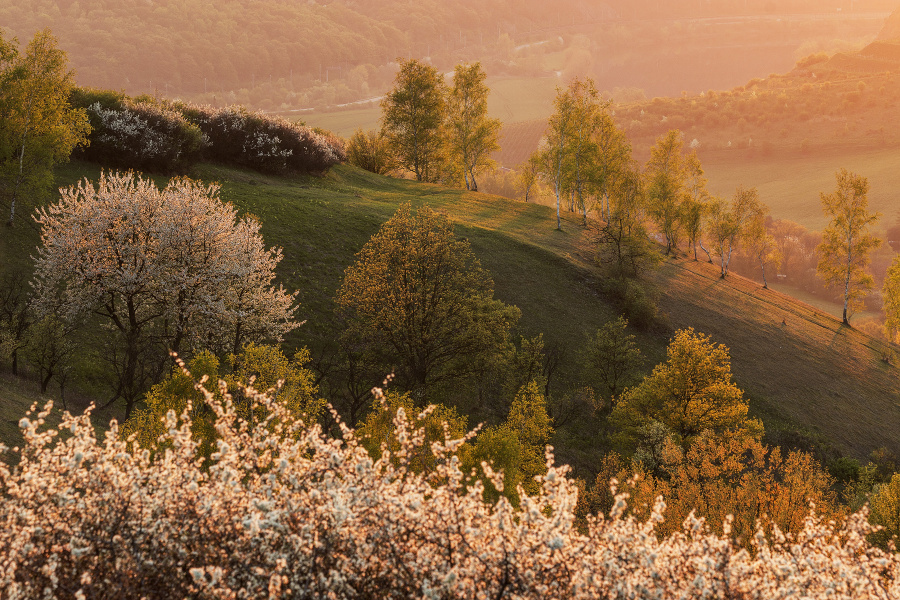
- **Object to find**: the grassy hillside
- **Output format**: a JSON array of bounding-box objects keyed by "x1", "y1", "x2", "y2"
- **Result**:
[{"x1": 2, "y1": 161, "x2": 898, "y2": 470}]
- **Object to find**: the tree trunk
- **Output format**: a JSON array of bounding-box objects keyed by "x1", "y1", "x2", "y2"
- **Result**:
[
  {"x1": 40, "y1": 369, "x2": 52, "y2": 394},
  {"x1": 555, "y1": 182, "x2": 561, "y2": 231},
  {"x1": 843, "y1": 234, "x2": 854, "y2": 324}
]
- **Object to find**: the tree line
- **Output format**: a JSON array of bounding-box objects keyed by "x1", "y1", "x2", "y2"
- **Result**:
[{"x1": 521, "y1": 76, "x2": 900, "y2": 335}]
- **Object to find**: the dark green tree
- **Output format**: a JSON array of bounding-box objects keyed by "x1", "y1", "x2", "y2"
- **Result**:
[
  {"x1": 582, "y1": 316, "x2": 644, "y2": 414},
  {"x1": 335, "y1": 204, "x2": 520, "y2": 401}
]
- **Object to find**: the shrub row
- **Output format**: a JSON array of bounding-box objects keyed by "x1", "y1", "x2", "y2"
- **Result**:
[
  {"x1": 71, "y1": 88, "x2": 204, "y2": 174},
  {"x1": 70, "y1": 88, "x2": 345, "y2": 175},
  {"x1": 178, "y1": 103, "x2": 345, "y2": 174}
]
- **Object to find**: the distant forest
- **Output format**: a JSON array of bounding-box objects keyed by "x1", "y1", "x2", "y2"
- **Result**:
[{"x1": 1, "y1": 0, "x2": 896, "y2": 105}]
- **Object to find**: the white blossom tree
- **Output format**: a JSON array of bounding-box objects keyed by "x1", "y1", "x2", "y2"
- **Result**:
[
  {"x1": 31, "y1": 172, "x2": 298, "y2": 418},
  {"x1": 0, "y1": 379, "x2": 898, "y2": 599}
]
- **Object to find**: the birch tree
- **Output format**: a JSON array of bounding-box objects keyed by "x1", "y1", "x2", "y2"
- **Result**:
[
  {"x1": 446, "y1": 62, "x2": 500, "y2": 192},
  {"x1": 0, "y1": 29, "x2": 89, "y2": 226},
  {"x1": 744, "y1": 215, "x2": 782, "y2": 289},
  {"x1": 381, "y1": 59, "x2": 446, "y2": 183},
  {"x1": 543, "y1": 82, "x2": 578, "y2": 230},
  {"x1": 706, "y1": 186, "x2": 765, "y2": 279},
  {"x1": 32, "y1": 172, "x2": 298, "y2": 419},
  {"x1": 680, "y1": 153, "x2": 709, "y2": 261},
  {"x1": 591, "y1": 109, "x2": 631, "y2": 222},
  {"x1": 645, "y1": 130, "x2": 687, "y2": 255},
  {"x1": 816, "y1": 169, "x2": 881, "y2": 325}
]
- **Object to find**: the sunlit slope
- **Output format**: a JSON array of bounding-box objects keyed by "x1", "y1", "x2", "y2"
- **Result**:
[
  {"x1": 2, "y1": 161, "x2": 898, "y2": 459},
  {"x1": 652, "y1": 256, "x2": 899, "y2": 457},
  {"x1": 205, "y1": 162, "x2": 900, "y2": 459}
]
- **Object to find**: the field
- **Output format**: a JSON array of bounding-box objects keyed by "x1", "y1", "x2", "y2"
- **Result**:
[
  {"x1": 3, "y1": 161, "x2": 899, "y2": 470},
  {"x1": 702, "y1": 147, "x2": 900, "y2": 231}
]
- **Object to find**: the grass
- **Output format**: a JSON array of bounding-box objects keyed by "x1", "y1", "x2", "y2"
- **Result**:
[
  {"x1": 2, "y1": 159, "x2": 899, "y2": 474},
  {"x1": 652, "y1": 256, "x2": 900, "y2": 458},
  {"x1": 299, "y1": 106, "x2": 381, "y2": 138}
]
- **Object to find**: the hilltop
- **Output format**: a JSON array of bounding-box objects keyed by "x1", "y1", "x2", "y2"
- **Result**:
[{"x1": 2, "y1": 160, "x2": 898, "y2": 470}]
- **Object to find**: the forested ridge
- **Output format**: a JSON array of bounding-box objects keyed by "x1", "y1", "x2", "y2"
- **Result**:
[
  {"x1": 0, "y1": 0, "x2": 581, "y2": 96},
  {"x1": 1, "y1": 0, "x2": 896, "y2": 103}
]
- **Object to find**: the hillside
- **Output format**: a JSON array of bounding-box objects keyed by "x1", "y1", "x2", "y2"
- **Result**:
[{"x1": 2, "y1": 161, "x2": 898, "y2": 468}]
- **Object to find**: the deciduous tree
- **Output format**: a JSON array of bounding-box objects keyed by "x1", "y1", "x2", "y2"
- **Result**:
[
  {"x1": 31, "y1": 172, "x2": 298, "y2": 419},
  {"x1": 0, "y1": 29, "x2": 89, "y2": 226},
  {"x1": 744, "y1": 214, "x2": 782, "y2": 289},
  {"x1": 516, "y1": 152, "x2": 543, "y2": 203},
  {"x1": 542, "y1": 81, "x2": 579, "y2": 230},
  {"x1": 335, "y1": 204, "x2": 519, "y2": 401},
  {"x1": 595, "y1": 163, "x2": 660, "y2": 279},
  {"x1": 816, "y1": 169, "x2": 881, "y2": 325},
  {"x1": 581, "y1": 316, "x2": 644, "y2": 414},
  {"x1": 612, "y1": 328, "x2": 761, "y2": 451},
  {"x1": 680, "y1": 153, "x2": 709, "y2": 261},
  {"x1": 883, "y1": 256, "x2": 900, "y2": 343},
  {"x1": 706, "y1": 186, "x2": 765, "y2": 279},
  {"x1": 380, "y1": 59, "x2": 446, "y2": 182},
  {"x1": 345, "y1": 128, "x2": 397, "y2": 175},
  {"x1": 122, "y1": 344, "x2": 324, "y2": 456},
  {"x1": 446, "y1": 62, "x2": 501, "y2": 192},
  {"x1": 645, "y1": 130, "x2": 687, "y2": 255}
]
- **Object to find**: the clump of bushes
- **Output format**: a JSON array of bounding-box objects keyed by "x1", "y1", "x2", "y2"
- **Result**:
[
  {"x1": 179, "y1": 103, "x2": 345, "y2": 174},
  {"x1": 71, "y1": 88, "x2": 205, "y2": 173},
  {"x1": 1, "y1": 381, "x2": 899, "y2": 599},
  {"x1": 69, "y1": 88, "x2": 345, "y2": 175}
]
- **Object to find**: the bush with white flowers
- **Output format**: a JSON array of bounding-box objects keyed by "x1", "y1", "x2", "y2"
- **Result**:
[
  {"x1": 78, "y1": 97, "x2": 206, "y2": 173},
  {"x1": 180, "y1": 103, "x2": 346, "y2": 174},
  {"x1": 1, "y1": 376, "x2": 898, "y2": 599}
]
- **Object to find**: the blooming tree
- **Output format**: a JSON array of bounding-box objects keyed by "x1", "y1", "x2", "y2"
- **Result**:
[
  {"x1": 0, "y1": 372, "x2": 898, "y2": 599},
  {"x1": 31, "y1": 172, "x2": 298, "y2": 418}
]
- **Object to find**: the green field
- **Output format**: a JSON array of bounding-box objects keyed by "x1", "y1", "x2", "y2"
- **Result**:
[
  {"x1": 702, "y1": 147, "x2": 900, "y2": 231},
  {"x1": 298, "y1": 106, "x2": 381, "y2": 138},
  {"x1": 2, "y1": 160, "x2": 899, "y2": 470}
]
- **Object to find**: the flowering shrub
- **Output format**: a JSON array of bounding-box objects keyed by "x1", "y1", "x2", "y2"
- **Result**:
[
  {"x1": 72, "y1": 89, "x2": 205, "y2": 173},
  {"x1": 69, "y1": 89, "x2": 344, "y2": 175},
  {"x1": 179, "y1": 103, "x2": 346, "y2": 174},
  {"x1": 1, "y1": 378, "x2": 899, "y2": 599}
]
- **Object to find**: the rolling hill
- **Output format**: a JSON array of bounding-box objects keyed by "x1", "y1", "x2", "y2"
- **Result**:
[{"x1": 1, "y1": 160, "x2": 898, "y2": 473}]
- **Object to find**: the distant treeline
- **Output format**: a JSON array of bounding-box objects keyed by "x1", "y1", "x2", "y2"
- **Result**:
[
  {"x1": 0, "y1": 0, "x2": 600, "y2": 97},
  {"x1": 3, "y1": 0, "x2": 895, "y2": 104}
]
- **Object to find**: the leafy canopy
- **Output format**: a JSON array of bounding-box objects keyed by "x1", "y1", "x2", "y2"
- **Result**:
[
  {"x1": 445, "y1": 62, "x2": 501, "y2": 192},
  {"x1": 816, "y1": 169, "x2": 881, "y2": 324},
  {"x1": 335, "y1": 203, "x2": 520, "y2": 400},
  {"x1": 380, "y1": 59, "x2": 446, "y2": 183},
  {"x1": 0, "y1": 28, "x2": 90, "y2": 226},
  {"x1": 612, "y1": 327, "x2": 761, "y2": 451}
]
